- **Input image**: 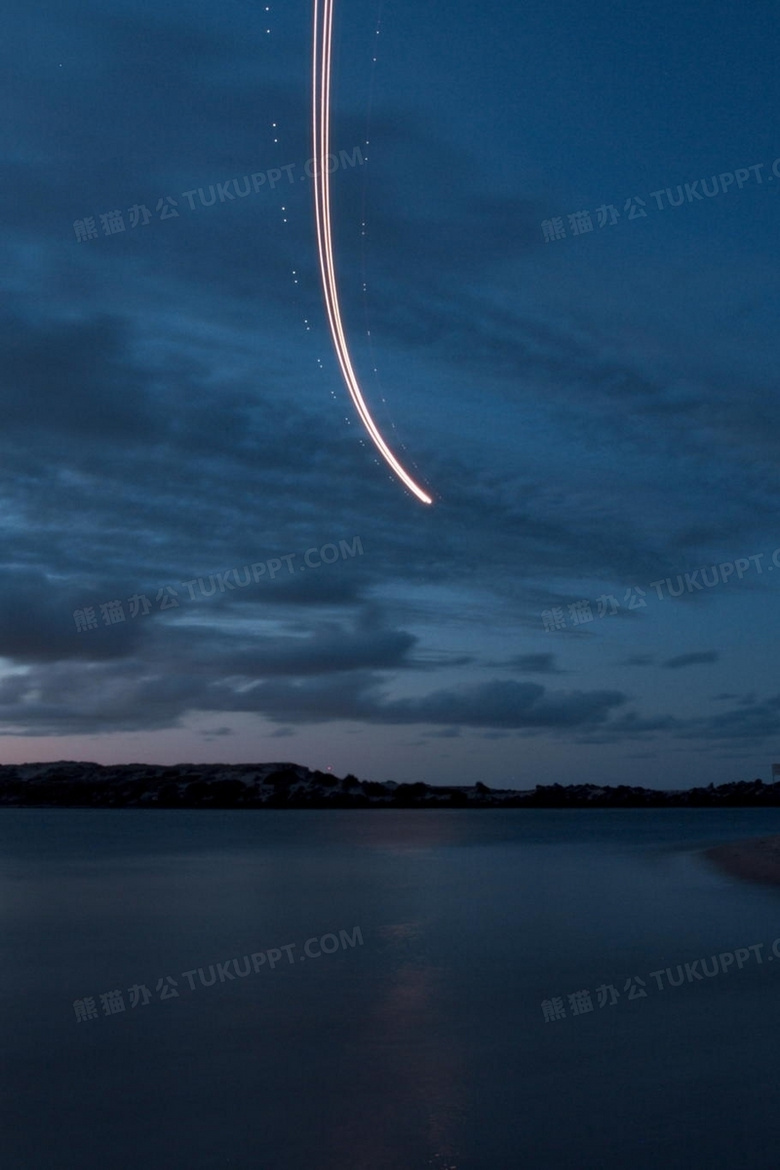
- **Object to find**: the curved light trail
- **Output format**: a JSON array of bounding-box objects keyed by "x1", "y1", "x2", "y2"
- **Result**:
[{"x1": 312, "y1": 0, "x2": 433, "y2": 505}]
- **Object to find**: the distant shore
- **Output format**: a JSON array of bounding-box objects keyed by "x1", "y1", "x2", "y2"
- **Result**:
[
  {"x1": 3, "y1": 762, "x2": 780, "y2": 809},
  {"x1": 705, "y1": 836, "x2": 780, "y2": 888}
]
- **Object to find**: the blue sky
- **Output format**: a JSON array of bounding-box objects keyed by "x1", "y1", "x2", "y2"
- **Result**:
[{"x1": 1, "y1": 0, "x2": 780, "y2": 787}]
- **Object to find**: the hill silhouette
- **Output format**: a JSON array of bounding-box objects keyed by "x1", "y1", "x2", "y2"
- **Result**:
[{"x1": 0, "y1": 762, "x2": 778, "y2": 808}]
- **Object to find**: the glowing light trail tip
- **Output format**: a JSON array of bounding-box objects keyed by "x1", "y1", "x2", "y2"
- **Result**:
[{"x1": 312, "y1": 0, "x2": 433, "y2": 505}]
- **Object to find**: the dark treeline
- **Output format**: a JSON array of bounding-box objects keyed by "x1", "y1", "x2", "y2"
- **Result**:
[{"x1": 0, "y1": 762, "x2": 778, "y2": 808}]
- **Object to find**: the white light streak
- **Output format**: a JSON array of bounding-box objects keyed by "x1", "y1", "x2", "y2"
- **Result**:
[{"x1": 312, "y1": 0, "x2": 433, "y2": 505}]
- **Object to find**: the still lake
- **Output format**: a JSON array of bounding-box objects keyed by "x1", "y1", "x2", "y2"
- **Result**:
[{"x1": 3, "y1": 808, "x2": 780, "y2": 1169}]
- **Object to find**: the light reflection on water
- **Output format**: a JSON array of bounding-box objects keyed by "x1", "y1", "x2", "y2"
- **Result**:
[{"x1": 3, "y1": 808, "x2": 780, "y2": 1168}]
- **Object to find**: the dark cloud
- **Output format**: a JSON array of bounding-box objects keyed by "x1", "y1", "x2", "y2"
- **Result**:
[
  {"x1": 0, "y1": 638, "x2": 630, "y2": 736},
  {"x1": 376, "y1": 680, "x2": 627, "y2": 729},
  {"x1": 199, "y1": 726, "x2": 233, "y2": 738},
  {"x1": 0, "y1": 313, "x2": 159, "y2": 446},
  {"x1": 201, "y1": 612, "x2": 418, "y2": 677},
  {"x1": 662, "y1": 651, "x2": 719, "y2": 669},
  {"x1": 216, "y1": 676, "x2": 628, "y2": 732},
  {"x1": 500, "y1": 653, "x2": 563, "y2": 674},
  {"x1": 682, "y1": 695, "x2": 780, "y2": 742},
  {"x1": 0, "y1": 570, "x2": 146, "y2": 663}
]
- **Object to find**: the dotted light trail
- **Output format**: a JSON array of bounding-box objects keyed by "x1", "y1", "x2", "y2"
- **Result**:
[{"x1": 312, "y1": 0, "x2": 433, "y2": 505}]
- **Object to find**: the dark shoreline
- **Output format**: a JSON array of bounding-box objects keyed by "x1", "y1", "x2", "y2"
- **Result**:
[{"x1": 3, "y1": 761, "x2": 780, "y2": 809}]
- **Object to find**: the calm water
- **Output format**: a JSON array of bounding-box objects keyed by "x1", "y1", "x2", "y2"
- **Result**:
[{"x1": 3, "y1": 808, "x2": 780, "y2": 1169}]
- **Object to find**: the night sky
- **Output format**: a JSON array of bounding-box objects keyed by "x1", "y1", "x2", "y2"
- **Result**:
[{"x1": 2, "y1": 0, "x2": 780, "y2": 788}]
